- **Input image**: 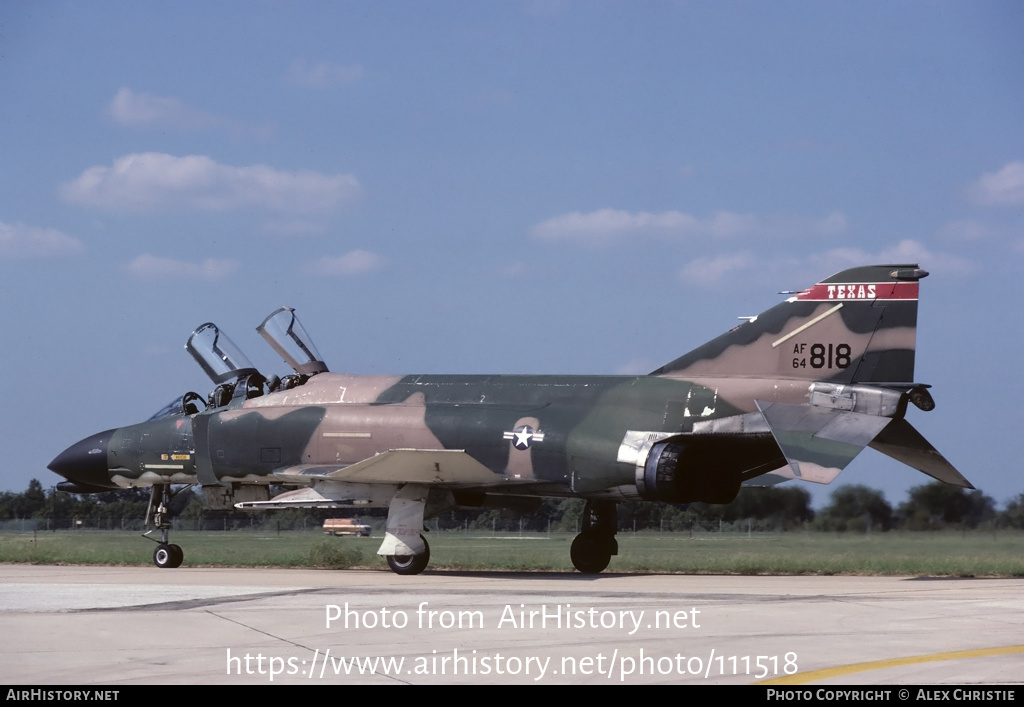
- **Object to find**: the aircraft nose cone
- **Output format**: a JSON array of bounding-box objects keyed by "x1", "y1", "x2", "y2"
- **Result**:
[{"x1": 48, "y1": 429, "x2": 117, "y2": 489}]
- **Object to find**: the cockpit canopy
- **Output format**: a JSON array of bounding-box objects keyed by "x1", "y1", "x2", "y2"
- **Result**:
[
  {"x1": 185, "y1": 323, "x2": 259, "y2": 384},
  {"x1": 257, "y1": 306, "x2": 329, "y2": 376},
  {"x1": 179, "y1": 308, "x2": 328, "y2": 411}
]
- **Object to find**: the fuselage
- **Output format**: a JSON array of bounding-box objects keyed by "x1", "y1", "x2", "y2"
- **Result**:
[{"x1": 53, "y1": 372, "x2": 811, "y2": 499}]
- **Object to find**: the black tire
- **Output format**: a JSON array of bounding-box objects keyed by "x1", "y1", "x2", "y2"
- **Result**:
[
  {"x1": 154, "y1": 544, "x2": 174, "y2": 568},
  {"x1": 168, "y1": 544, "x2": 184, "y2": 568},
  {"x1": 386, "y1": 536, "x2": 430, "y2": 575},
  {"x1": 570, "y1": 532, "x2": 612, "y2": 574}
]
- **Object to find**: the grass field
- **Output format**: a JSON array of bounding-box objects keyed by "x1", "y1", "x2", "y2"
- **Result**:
[{"x1": 3, "y1": 529, "x2": 1024, "y2": 576}]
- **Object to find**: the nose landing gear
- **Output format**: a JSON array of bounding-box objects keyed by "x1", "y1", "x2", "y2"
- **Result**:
[{"x1": 144, "y1": 483, "x2": 186, "y2": 568}]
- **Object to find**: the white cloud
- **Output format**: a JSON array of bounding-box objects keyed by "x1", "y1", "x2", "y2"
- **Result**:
[
  {"x1": 303, "y1": 250, "x2": 384, "y2": 276},
  {"x1": 108, "y1": 88, "x2": 216, "y2": 130},
  {"x1": 809, "y1": 240, "x2": 977, "y2": 277},
  {"x1": 679, "y1": 252, "x2": 756, "y2": 286},
  {"x1": 289, "y1": 60, "x2": 365, "y2": 88},
  {"x1": 124, "y1": 254, "x2": 240, "y2": 281},
  {"x1": 61, "y1": 153, "x2": 362, "y2": 213},
  {"x1": 0, "y1": 220, "x2": 85, "y2": 259},
  {"x1": 530, "y1": 208, "x2": 847, "y2": 245},
  {"x1": 107, "y1": 88, "x2": 272, "y2": 139},
  {"x1": 969, "y1": 161, "x2": 1024, "y2": 206},
  {"x1": 679, "y1": 240, "x2": 976, "y2": 287},
  {"x1": 532, "y1": 209, "x2": 697, "y2": 243}
]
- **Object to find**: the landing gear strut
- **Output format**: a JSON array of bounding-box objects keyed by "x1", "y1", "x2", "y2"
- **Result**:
[
  {"x1": 570, "y1": 500, "x2": 618, "y2": 574},
  {"x1": 145, "y1": 483, "x2": 184, "y2": 568}
]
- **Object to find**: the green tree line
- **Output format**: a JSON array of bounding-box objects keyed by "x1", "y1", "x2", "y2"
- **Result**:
[{"x1": 3, "y1": 478, "x2": 1022, "y2": 532}]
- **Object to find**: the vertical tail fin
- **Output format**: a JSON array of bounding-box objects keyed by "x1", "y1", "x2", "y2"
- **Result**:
[{"x1": 652, "y1": 264, "x2": 927, "y2": 384}]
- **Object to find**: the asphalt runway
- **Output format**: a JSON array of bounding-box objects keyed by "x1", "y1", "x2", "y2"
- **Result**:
[{"x1": 1, "y1": 564, "x2": 1021, "y2": 685}]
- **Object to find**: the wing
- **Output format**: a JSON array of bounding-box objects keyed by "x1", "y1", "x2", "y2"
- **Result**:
[
  {"x1": 286, "y1": 448, "x2": 498, "y2": 485},
  {"x1": 236, "y1": 448, "x2": 519, "y2": 561},
  {"x1": 235, "y1": 448, "x2": 503, "y2": 509}
]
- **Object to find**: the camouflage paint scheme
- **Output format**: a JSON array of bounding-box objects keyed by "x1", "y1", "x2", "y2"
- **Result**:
[{"x1": 49, "y1": 264, "x2": 971, "y2": 574}]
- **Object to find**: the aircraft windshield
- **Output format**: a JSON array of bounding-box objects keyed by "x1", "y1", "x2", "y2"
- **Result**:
[
  {"x1": 257, "y1": 307, "x2": 328, "y2": 375},
  {"x1": 147, "y1": 392, "x2": 205, "y2": 420},
  {"x1": 147, "y1": 397, "x2": 185, "y2": 421},
  {"x1": 185, "y1": 323, "x2": 259, "y2": 383}
]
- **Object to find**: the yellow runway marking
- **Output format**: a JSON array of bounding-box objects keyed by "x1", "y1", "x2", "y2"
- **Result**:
[{"x1": 759, "y1": 645, "x2": 1024, "y2": 685}]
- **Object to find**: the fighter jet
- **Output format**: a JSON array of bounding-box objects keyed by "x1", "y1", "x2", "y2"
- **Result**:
[{"x1": 48, "y1": 264, "x2": 971, "y2": 574}]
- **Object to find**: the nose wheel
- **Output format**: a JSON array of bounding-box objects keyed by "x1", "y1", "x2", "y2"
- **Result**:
[{"x1": 154, "y1": 543, "x2": 184, "y2": 568}]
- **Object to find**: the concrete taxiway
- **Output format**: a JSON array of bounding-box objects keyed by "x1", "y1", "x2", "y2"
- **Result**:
[{"x1": 0, "y1": 564, "x2": 1021, "y2": 685}]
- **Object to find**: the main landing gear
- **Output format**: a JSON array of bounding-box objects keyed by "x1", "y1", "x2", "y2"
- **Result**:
[
  {"x1": 145, "y1": 483, "x2": 184, "y2": 568},
  {"x1": 570, "y1": 500, "x2": 618, "y2": 574},
  {"x1": 379, "y1": 484, "x2": 434, "y2": 575}
]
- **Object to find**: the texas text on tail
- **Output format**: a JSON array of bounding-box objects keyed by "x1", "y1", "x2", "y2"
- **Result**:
[{"x1": 49, "y1": 264, "x2": 970, "y2": 574}]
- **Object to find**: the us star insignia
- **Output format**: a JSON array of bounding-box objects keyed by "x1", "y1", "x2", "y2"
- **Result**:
[{"x1": 503, "y1": 425, "x2": 545, "y2": 450}]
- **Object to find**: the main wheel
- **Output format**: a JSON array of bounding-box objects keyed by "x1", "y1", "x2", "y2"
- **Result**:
[
  {"x1": 570, "y1": 532, "x2": 613, "y2": 574},
  {"x1": 386, "y1": 536, "x2": 430, "y2": 575}
]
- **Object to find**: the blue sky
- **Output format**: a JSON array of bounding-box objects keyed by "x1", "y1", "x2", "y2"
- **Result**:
[{"x1": 2, "y1": 1, "x2": 1022, "y2": 510}]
